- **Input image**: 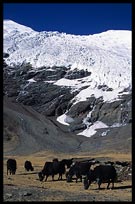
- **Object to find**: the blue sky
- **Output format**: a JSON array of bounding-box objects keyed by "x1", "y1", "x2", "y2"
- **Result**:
[{"x1": 3, "y1": 3, "x2": 132, "y2": 35}]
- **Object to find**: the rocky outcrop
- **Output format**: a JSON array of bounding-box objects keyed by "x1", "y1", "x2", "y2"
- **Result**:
[
  {"x1": 65, "y1": 93, "x2": 132, "y2": 133},
  {"x1": 3, "y1": 63, "x2": 78, "y2": 116},
  {"x1": 3, "y1": 61, "x2": 132, "y2": 141},
  {"x1": 90, "y1": 96, "x2": 132, "y2": 125},
  {"x1": 64, "y1": 68, "x2": 91, "y2": 79}
]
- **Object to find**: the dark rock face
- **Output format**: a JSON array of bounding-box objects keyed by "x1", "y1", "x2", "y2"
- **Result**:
[
  {"x1": 97, "y1": 84, "x2": 113, "y2": 92},
  {"x1": 66, "y1": 94, "x2": 132, "y2": 133},
  {"x1": 64, "y1": 68, "x2": 91, "y2": 79},
  {"x1": 89, "y1": 97, "x2": 132, "y2": 126},
  {"x1": 3, "y1": 61, "x2": 132, "y2": 145},
  {"x1": 34, "y1": 66, "x2": 68, "y2": 81},
  {"x1": 3, "y1": 61, "x2": 132, "y2": 123},
  {"x1": 3, "y1": 63, "x2": 78, "y2": 116},
  {"x1": 3, "y1": 52, "x2": 9, "y2": 58},
  {"x1": 67, "y1": 101, "x2": 93, "y2": 118},
  {"x1": 16, "y1": 82, "x2": 75, "y2": 116}
]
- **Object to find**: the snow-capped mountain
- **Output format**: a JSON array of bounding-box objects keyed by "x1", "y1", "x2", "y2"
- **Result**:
[
  {"x1": 3, "y1": 20, "x2": 132, "y2": 138},
  {"x1": 4, "y1": 20, "x2": 131, "y2": 87}
]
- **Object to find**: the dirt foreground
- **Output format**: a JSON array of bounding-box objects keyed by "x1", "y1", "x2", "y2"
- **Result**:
[{"x1": 3, "y1": 151, "x2": 132, "y2": 202}]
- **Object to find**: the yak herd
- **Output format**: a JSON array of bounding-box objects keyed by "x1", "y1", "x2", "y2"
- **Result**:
[{"x1": 6, "y1": 157, "x2": 130, "y2": 190}]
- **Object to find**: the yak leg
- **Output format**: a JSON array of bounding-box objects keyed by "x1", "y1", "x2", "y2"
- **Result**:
[
  {"x1": 97, "y1": 179, "x2": 102, "y2": 189},
  {"x1": 107, "y1": 181, "x2": 111, "y2": 189},
  {"x1": 58, "y1": 174, "x2": 62, "y2": 180},
  {"x1": 52, "y1": 175, "x2": 54, "y2": 181},
  {"x1": 76, "y1": 172, "x2": 81, "y2": 183},
  {"x1": 80, "y1": 175, "x2": 82, "y2": 182},
  {"x1": 111, "y1": 180, "x2": 114, "y2": 189},
  {"x1": 45, "y1": 175, "x2": 48, "y2": 182}
]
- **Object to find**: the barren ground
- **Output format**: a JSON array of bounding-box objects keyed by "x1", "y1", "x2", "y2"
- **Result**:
[{"x1": 3, "y1": 151, "x2": 132, "y2": 202}]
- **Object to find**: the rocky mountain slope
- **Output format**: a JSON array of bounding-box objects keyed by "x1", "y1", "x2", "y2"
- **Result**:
[{"x1": 3, "y1": 20, "x2": 132, "y2": 155}]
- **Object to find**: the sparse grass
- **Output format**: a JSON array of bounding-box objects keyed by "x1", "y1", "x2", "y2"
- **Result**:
[
  {"x1": 26, "y1": 150, "x2": 132, "y2": 161},
  {"x1": 3, "y1": 151, "x2": 132, "y2": 201}
]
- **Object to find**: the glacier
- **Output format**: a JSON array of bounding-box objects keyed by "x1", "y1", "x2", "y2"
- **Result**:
[
  {"x1": 3, "y1": 20, "x2": 132, "y2": 137},
  {"x1": 3, "y1": 20, "x2": 131, "y2": 90}
]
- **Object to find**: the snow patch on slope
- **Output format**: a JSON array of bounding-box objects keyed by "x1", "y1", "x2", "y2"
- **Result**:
[
  {"x1": 77, "y1": 121, "x2": 109, "y2": 137},
  {"x1": 56, "y1": 114, "x2": 74, "y2": 126}
]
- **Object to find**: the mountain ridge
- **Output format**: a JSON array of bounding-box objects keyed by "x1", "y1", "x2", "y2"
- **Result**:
[
  {"x1": 3, "y1": 19, "x2": 132, "y2": 143},
  {"x1": 4, "y1": 20, "x2": 131, "y2": 69},
  {"x1": 3, "y1": 20, "x2": 131, "y2": 93}
]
